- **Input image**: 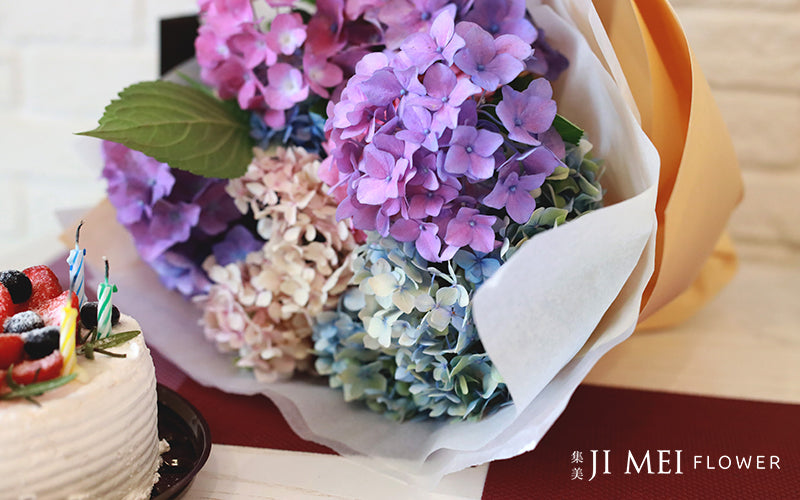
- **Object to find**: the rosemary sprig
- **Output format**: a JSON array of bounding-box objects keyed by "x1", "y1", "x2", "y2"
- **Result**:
[
  {"x1": 1, "y1": 370, "x2": 78, "y2": 405},
  {"x1": 93, "y1": 348, "x2": 127, "y2": 358},
  {"x1": 77, "y1": 330, "x2": 141, "y2": 360}
]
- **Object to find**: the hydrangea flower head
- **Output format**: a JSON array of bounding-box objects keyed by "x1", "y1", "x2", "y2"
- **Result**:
[
  {"x1": 323, "y1": 3, "x2": 572, "y2": 262},
  {"x1": 197, "y1": 145, "x2": 358, "y2": 381},
  {"x1": 102, "y1": 140, "x2": 247, "y2": 298},
  {"x1": 102, "y1": 141, "x2": 175, "y2": 225},
  {"x1": 312, "y1": 235, "x2": 511, "y2": 421}
]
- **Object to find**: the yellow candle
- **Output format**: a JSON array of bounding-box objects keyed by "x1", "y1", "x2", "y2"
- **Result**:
[{"x1": 60, "y1": 302, "x2": 78, "y2": 376}]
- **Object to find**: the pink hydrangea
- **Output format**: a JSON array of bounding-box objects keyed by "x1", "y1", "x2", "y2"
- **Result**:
[
  {"x1": 197, "y1": 147, "x2": 357, "y2": 381},
  {"x1": 265, "y1": 13, "x2": 307, "y2": 56}
]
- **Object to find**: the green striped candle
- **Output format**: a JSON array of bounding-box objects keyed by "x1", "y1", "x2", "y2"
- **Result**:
[{"x1": 96, "y1": 257, "x2": 118, "y2": 340}]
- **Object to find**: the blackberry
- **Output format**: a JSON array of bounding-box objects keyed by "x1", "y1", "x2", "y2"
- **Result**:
[
  {"x1": 0, "y1": 270, "x2": 33, "y2": 304},
  {"x1": 80, "y1": 302, "x2": 120, "y2": 329},
  {"x1": 3, "y1": 311, "x2": 45, "y2": 334},
  {"x1": 22, "y1": 326, "x2": 60, "y2": 360}
]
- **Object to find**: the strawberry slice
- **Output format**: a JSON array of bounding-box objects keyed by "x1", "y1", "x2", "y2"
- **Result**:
[
  {"x1": 22, "y1": 265, "x2": 63, "y2": 310},
  {"x1": 36, "y1": 290, "x2": 79, "y2": 328},
  {"x1": 0, "y1": 286, "x2": 12, "y2": 333},
  {"x1": 11, "y1": 350, "x2": 63, "y2": 385},
  {"x1": 0, "y1": 334, "x2": 24, "y2": 370}
]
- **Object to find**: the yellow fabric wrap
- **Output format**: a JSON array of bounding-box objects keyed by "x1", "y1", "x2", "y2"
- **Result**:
[{"x1": 593, "y1": 0, "x2": 744, "y2": 329}]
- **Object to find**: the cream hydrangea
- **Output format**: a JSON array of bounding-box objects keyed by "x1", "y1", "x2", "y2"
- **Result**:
[{"x1": 196, "y1": 146, "x2": 356, "y2": 382}]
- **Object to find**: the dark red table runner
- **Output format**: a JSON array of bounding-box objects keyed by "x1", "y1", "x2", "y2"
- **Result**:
[
  {"x1": 153, "y1": 348, "x2": 333, "y2": 455},
  {"x1": 481, "y1": 385, "x2": 799, "y2": 499},
  {"x1": 152, "y1": 348, "x2": 800, "y2": 499}
]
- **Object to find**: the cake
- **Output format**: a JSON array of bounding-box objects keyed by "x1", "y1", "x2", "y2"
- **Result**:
[{"x1": 0, "y1": 266, "x2": 163, "y2": 499}]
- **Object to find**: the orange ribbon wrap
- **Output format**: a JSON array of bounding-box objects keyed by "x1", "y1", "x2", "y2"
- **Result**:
[{"x1": 593, "y1": 0, "x2": 744, "y2": 329}]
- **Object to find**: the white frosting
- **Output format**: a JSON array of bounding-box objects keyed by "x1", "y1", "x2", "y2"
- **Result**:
[{"x1": 0, "y1": 315, "x2": 161, "y2": 500}]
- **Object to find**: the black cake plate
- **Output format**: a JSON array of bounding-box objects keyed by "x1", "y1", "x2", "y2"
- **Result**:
[{"x1": 151, "y1": 384, "x2": 212, "y2": 499}]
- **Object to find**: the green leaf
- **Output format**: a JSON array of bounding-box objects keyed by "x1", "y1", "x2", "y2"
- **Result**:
[
  {"x1": 175, "y1": 72, "x2": 216, "y2": 97},
  {"x1": 1, "y1": 373, "x2": 78, "y2": 401},
  {"x1": 77, "y1": 81, "x2": 254, "y2": 179},
  {"x1": 553, "y1": 114, "x2": 584, "y2": 145}
]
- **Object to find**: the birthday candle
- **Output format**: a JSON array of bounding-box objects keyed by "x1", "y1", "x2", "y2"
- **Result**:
[
  {"x1": 96, "y1": 257, "x2": 118, "y2": 340},
  {"x1": 60, "y1": 302, "x2": 78, "y2": 375},
  {"x1": 67, "y1": 221, "x2": 87, "y2": 308}
]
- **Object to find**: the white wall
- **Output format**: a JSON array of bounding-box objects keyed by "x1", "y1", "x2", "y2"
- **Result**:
[
  {"x1": 0, "y1": 0, "x2": 196, "y2": 267},
  {"x1": 0, "y1": 1, "x2": 797, "y2": 268},
  {"x1": 671, "y1": 0, "x2": 800, "y2": 255}
]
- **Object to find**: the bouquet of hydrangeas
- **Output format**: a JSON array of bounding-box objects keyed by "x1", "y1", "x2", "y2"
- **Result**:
[
  {"x1": 311, "y1": 4, "x2": 613, "y2": 419},
  {"x1": 80, "y1": 0, "x2": 740, "y2": 482}
]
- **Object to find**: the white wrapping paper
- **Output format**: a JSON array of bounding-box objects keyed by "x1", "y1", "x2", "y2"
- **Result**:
[{"x1": 77, "y1": 0, "x2": 659, "y2": 485}]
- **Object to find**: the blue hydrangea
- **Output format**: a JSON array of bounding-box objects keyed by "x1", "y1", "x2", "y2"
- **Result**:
[
  {"x1": 250, "y1": 101, "x2": 326, "y2": 156},
  {"x1": 313, "y1": 236, "x2": 510, "y2": 422}
]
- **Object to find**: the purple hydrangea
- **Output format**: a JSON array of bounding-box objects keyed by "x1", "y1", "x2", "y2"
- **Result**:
[
  {"x1": 482, "y1": 171, "x2": 541, "y2": 224},
  {"x1": 150, "y1": 250, "x2": 213, "y2": 297},
  {"x1": 102, "y1": 141, "x2": 175, "y2": 225},
  {"x1": 443, "y1": 207, "x2": 496, "y2": 254},
  {"x1": 443, "y1": 125, "x2": 504, "y2": 181},
  {"x1": 323, "y1": 11, "x2": 569, "y2": 262},
  {"x1": 212, "y1": 225, "x2": 264, "y2": 266},
  {"x1": 400, "y1": 7, "x2": 465, "y2": 72},
  {"x1": 452, "y1": 22, "x2": 530, "y2": 91},
  {"x1": 463, "y1": 0, "x2": 536, "y2": 43},
  {"x1": 127, "y1": 200, "x2": 201, "y2": 262},
  {"x1": 193, "y1": 181, "x2": 243, "y2": 236},
  {"x1": 496, "y1": 81, "x2": 557, "y2": 145},
  {"x1": 102, "y1": 141, "x2": 251, "y2": 298}
]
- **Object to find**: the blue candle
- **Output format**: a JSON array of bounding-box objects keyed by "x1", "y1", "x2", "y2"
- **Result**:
[{"x1": 67, "y1": 221, "x2": 87, "y2": 308}]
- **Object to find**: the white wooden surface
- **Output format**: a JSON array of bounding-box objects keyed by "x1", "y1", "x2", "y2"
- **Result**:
[
  {"x1": 183, "y1": 445, "x2": 488, "y2": 499},
  {"x1": 585, "y1": 241, "x2": 800, "y2": 403}
]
